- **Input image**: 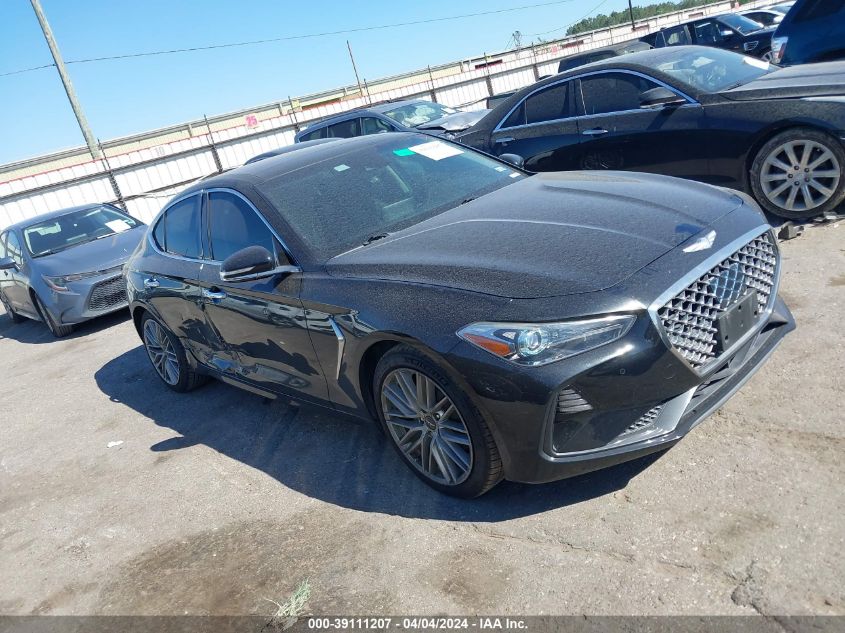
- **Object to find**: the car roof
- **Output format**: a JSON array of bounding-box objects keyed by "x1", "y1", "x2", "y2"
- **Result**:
[
  {"x1": 3, "y1": 203, "x2": 110, "y2": 233},
  {"x1": 179, "y1": 132, "x2": 436, "y2": 196},
  {"x1": 244, "y1": 138, "x2": 341, "y2": 164}
]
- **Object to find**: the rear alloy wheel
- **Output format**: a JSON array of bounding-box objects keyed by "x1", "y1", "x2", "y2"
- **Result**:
[
  {"x1": 374, "y1": 345, "x2": 503, "y2": 497},
  {"x1": 33, "y1": 294, "x2": 73, "y2": 337},
  {"x1": 0, "y1": 292, "x2": 25, "y2": 324},
  {"x1": 140, "y1": 313, "x2": 208, "y2": 392},
  {"x1": 751, "y1": 128, "x2": 845, "y2": 219},
  {"x1": 760, "y1": 49, "x2": 773, "y2": 63}
]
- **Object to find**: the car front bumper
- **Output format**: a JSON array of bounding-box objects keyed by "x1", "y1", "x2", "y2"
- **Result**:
[
  {"x1": 448, "y1": 293, "x2": 794, "y2": 484},
  {"x1": 41, "y1": 274, "x2": 129, "y2": 325}
]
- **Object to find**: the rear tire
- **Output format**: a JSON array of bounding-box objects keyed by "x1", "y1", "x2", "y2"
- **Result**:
[
  {"x1": 0, "y1": 292, "x2": 25, "y2": 324},
  {"x1": 33, "y1": 293, "x2": 73, "y2": 338},
  {"x1": 750, "y1": 127, "x2": 845, "y2": 219},
  {"x1": 373, "y1": 345, "x2": 503, "y2": 498},
  {"x1": 140, "y1": 312, "x2": 208, "y2": 392}
]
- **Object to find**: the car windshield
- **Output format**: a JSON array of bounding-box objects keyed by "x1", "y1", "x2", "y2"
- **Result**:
[
  {"x1": 719, "y1": 13, "x2": 766, "y2": 34},
  {"x1": 257, "y1": 135, "x2": 522, "y2": 261},
  {"x1": 383, "y1": 102, "x2": 458, "y2": 127},
  {"x1": 654, "y1": 48, "x2": 774, "y2": 93},
  {"x1": 23, "y1": 206, "x2": 141, "y2": 257}
]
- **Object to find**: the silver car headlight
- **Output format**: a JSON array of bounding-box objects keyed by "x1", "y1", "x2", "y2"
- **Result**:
[{"x1": 457, "y1": 315, "x2": 635, "y2": 367}]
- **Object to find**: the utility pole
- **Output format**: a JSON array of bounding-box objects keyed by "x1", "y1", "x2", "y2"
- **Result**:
[
  {"x1": 628, "y1": 0, "x2": 636, "y2": 30},
  {"x1": 346, "y1": 40, "x2": 366, "y2": 101},
  {"x1": 29, "y1": 0, "x2": 100, "y2": 158}
]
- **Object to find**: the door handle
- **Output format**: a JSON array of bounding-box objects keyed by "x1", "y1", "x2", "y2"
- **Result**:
[
  {"x1": 143, "y1": 277, "x2": 160, "y2": 289},
  {"x1": 202, "y1": 288, "x2": 227, "y2": 302},
  {"x1": 582, "y1": 128, "x2": 609, "y2": 136},
  {"x1": 493, "y1": 137, "x2": 514, "y2": 145}
]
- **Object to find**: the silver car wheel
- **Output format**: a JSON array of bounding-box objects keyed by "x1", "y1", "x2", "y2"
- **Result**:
[
  {"x1": 381, "y1": 368, "x2": 473, "y2": 486},
  {"x1": 143, "y1": 319, "x2": 180, "y2": 386},
  {"x1": 761, "y1": 139, "x2": 842, "y2": 213},
  {"x1": 761, "y1": 50, "x2": 774, "y2": 62}
]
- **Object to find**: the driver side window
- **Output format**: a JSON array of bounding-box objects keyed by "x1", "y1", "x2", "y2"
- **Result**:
[
  {"x1": 5, "y1": 231, "x2": 23, "y2": 266},
  {"x1": 206, "y1": 191, "x2": 281, "y2": 264},
  {"x1": 579, "y1": 73, "x2": 661, "y2": 116},
  {"x1": 0, "y1": 233, "x2": 7, "y2": 260}
]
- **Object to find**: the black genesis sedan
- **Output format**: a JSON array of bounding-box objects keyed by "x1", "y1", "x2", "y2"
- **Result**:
[
  {"x1": 457, "y1": 46, "x2": 845, "y2": 220},
  {"x1": 126, "y1": 133, "x2": 794, "y2": 497}
]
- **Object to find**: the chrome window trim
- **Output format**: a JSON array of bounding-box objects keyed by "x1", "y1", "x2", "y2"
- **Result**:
[
  {"x1": 148, "y1": 188, "x2": 299, "y2": 268},
  {"x1": 646, "y1": 225, "x2": 781, "y2": 376},
  {"x1": 493, "y1": 69, "x2": 698, "y2": 134}
]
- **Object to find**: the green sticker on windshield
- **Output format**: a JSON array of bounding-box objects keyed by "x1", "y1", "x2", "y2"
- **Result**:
[{"x1": 393, "y1": 148, "x2": 415, "y2": 157}]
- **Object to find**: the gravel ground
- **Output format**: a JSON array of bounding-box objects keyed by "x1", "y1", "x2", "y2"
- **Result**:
[{"x1": 0, "y1": 222, "x2": 842, "y2": 617}]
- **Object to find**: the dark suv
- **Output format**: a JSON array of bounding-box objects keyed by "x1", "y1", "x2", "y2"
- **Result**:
[
  {"x1": 772, "y1": 0, "x2": 845, "y2": 65},
  {"x1": 642, "y1": 13, "x2": 778, "y2": 61}
]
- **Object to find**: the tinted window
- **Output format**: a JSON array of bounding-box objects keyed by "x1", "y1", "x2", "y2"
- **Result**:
[
  {"x1": 501, "y1": 102, "x2": 526, "y2": 128},
  {"x1": 207, "y1": 191, "x2": 276, "y2": 263},
  {"x1": 300, "y1": 127, "x2": 326, "y2": 142},
  {"x1": 793, "y1": 0, "x2": 842, "y2": 22},
  {"x1": 6, "y1": 231, "x2": 23, "y2": 266},
  {"x1": 580, "y1": 73, "x2": 660, "y2": 115},
  {"x1": 361, "y1": 117, "x2": 393, "y2": 135},
  {"x1": 257, "y1": 135, "x2": 521, "y2": 261},
  {"x1": 327, "y1": 119, "x2": 361, "y2": 138},
  {"x1": 693, "y1": 20, "x2": 724, "y2": 44},
  {"x1": 154, "y1": 196, "x2": 202, "y2": 258},
  {"x1": 664, "y1": 25, "x2": 692, "y2": 46},
  {"x1": 525, "y1": 82, "x2": 571, "y2": 124}
]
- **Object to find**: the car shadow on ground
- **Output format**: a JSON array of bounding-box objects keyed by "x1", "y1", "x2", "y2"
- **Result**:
[
  {"x1": 86, "y1": 213, "x2": 835, "y2": 520},
  {"x1": 96, "y1": 345, "x2": 666, "y2": 521},
  {"x1": 0, "y1": 308, "x2": 130, "y2": 344}
]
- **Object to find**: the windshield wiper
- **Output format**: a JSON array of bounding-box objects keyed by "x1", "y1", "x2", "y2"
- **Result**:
[
  {"x1": 459, "y1": 197, "x2": 478, "y2": 206},
  {"x1": 362, "y1": 232, "x2": 390, "y2": 246}
]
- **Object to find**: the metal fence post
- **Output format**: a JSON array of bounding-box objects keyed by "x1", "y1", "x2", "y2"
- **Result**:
[
  {"x1": 427, "y1": 65, "x2": 438, "y2": 102},
  {"x1": 98, "y1": 140, "x2": 126, "y2": 210},
  {"x1": 204, "y1": 115, "x2": 224, "y2": 173}
]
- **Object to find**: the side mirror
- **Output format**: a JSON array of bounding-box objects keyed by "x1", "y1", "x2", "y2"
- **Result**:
[
  {"x1": 499, "y1": 153, "x2": 525, "y2": 169},
  {"x1": 639, "y1": 87, "x2": 686, "y2": 109},
  {"x1": 220, "y1": 245, "x2": 300, "y2": 282},
  {"x1": 0, "y1": 257, "x2": 16, "y2": 271}
]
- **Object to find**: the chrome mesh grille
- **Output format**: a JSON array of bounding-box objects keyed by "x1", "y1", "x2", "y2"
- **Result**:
[
  {"x1": 621, "y1": 405, "x2": 663, "y2": 437},
  {"x1": 658, "y1": 233, "x2": 777, "y2": 367},
  {"x1": 88, "y1": 276, "x2": 127, "y2": 312}
]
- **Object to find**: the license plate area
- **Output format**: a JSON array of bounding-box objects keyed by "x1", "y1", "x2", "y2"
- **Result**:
[{"x1": 715, "y1": 290, "x2": 759, "y2": 352}]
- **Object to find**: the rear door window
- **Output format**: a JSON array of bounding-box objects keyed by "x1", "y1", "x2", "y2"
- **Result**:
[
  {"x1": 501, "y1": 82, "x2": 572, "y2": 128},
  {"x1": 206, "y1": 191, "x2": 278, "y2": 263},
  {"x1": 153, "y1": 195, "x2": 202, "y2": 259},
  {"x1": 299, "y1": 127, "x2": 326, "y2": 142}
]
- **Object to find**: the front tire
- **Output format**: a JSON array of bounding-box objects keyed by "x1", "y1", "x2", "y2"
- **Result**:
[
  {"x1": 750, "y1": 128, "x2": 845, "y2": 219},
  {"x1": 373, "y1": 345, "x2": 503, "y2": 498},
  {"x1": 141, "y1": 313, "x2": 207, "y2": 392},
  {"x1": 33, "y1": 293, "x2": 73, "y2": 338}
]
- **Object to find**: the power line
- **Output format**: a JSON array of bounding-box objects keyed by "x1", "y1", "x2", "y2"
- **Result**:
[
  {"x1": 60, "y1": 0, "x2": 580, "y2": 65},
  {"x1": 0, "y1": 62, "x2": 55, "y2": 77},
  {"x1": 524, "y1": 0, "x2": 612, "y2": 37},
  {"x1": 1, "y1": 0, "x2": 583, "y2": 78}
]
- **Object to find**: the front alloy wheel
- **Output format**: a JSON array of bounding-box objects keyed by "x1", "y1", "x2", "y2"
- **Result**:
[
  {"x1": 381, "y1": 368, "x2": 474, "y2": 486},
  {"x1": 374, "y1": 345, "x2": 503, "y2": 497},
  {"x1": 751, "y1": 128, "x2": 845, "y2": 219}
]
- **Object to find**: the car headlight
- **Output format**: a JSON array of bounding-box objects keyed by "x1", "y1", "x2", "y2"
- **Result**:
[
  {"x1": 743, "y1": 41, "x2": 759, "y2": 52},
  {"x1": 457, "y1": 315, "x2": 635, "y2": 367},
  {"x1": 42, "y1": 266, "x2": 121, "y2": 292}
]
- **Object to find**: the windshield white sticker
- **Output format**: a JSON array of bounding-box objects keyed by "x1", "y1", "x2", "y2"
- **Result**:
[
  {"x1": 407, "y1": 140, "x2": 464, "y2": 161},
  {"x1": 494, "y1": 166, "x2": 507, "y2": 172},
  {"x1": 333, "y1": 164, "x2": 350, "y2": 172},
  {"x1": 105, "y1": 219, "x2": 131, "y2": 233},
  {"x1": 743, "y1": 57, "x2": 769, "y2": 70}
]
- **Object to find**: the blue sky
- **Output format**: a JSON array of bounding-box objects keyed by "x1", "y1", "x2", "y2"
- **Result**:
[{"x1": 0, "y1": 0, "x2": 641, "y2": 164}]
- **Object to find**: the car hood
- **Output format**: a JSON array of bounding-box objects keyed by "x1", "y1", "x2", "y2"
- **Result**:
[
  {"x1": 721, "y1": 61, "x2": 845, "y2": 101},
  {"x1": 34, "y1": 225, "x2": 145, "y2": 276},
  {"x1": 326, "y1": 172, "x2": 742, "y2": 299},
  {"x1": 416, "y1": 109, "x2": 491, "y2": 133}
]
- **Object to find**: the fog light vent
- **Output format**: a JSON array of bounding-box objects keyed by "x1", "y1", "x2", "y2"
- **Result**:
[
  {"x1": 621, "y1": 405, "x2": 664, "y2": 436},
  {"x1": 557, "y1": 388, "x2": 593, "y2": 415}
]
